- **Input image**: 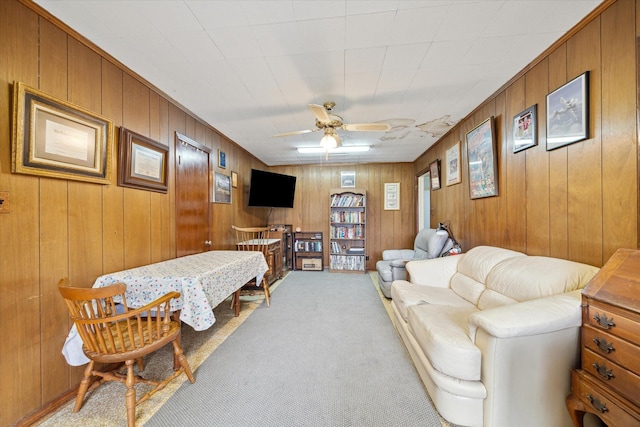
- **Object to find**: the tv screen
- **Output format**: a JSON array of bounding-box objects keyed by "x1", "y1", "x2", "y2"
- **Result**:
[{"x1": 248, "y1": 169, "x2": 296, "y2": 208}]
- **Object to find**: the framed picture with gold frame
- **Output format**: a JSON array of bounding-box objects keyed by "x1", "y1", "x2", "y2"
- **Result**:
[
  {"x1": 118, "y1": 127, "x2": 168, "y2": 193},
  {"x1": 11, "y1": 81, "x2": 114, "y2": 184}
]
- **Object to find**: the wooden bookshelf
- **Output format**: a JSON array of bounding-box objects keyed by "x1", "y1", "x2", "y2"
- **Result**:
[{"x1": 329, "y1": 189, "x2": 366, "y2": 273}]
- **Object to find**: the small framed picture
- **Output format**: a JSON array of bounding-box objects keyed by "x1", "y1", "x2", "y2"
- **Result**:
[
  {"x1": 118, "y1": 127, "x2": 168, "y2": 193},
  {"x1": 384, "y1": 182, "x2": 400, "y2": 210},
  {"x1": 341, "y1": 171, "x2": 355, "y2": 188},
  {"x1": 445, "y1": 142, "x2": 461, "y2": 186},
  {"x1": 546, "y1": 71, "x2": 589, "y2": 151},
  {"x1": 429, "y1": 160, "x2": 441, "y2": 190},
  {"x1": 231, "y1": 171, "x2": 238, "y2": 188},
  {"x1": 213, "y1": 172, "x2": 231, "y2": 203},
  {"x1": 513, "y1": 105, "x2": 537, "y2": 153},
  {"x1": 218, "y1": 149, "x2": 226, "y2": 168}
]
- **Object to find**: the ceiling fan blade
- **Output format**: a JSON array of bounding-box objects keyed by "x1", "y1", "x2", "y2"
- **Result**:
[
  {"x1": 273, "y1": 129, "x2": 316, "y2": 137},
  {"x1": 308, "y1": 104, "x2": 331, "y2": 123},
  {"x1": 342, "y1": 123, "x2": 392, "y2": 132}
]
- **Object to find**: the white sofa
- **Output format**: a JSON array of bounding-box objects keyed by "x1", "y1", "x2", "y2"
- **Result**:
[{"x1": 390, "y1": 246, "x2": 599, "y2": 427}]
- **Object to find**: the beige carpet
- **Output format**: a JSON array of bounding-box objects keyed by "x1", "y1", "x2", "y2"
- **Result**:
[{"x1": 36, "y1": 273, "x2": 455, "y2": 426}]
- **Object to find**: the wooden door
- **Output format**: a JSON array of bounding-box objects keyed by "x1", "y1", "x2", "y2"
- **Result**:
[{"x1": 175, "y1": 132, "x2": 211, "y2": 257}]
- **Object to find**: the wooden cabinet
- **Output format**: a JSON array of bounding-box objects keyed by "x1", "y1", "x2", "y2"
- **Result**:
[
  {"x1": 566, "y1": 248, "x2": 640, "y2": 426},
  {"x1": 293, "y1": 231, "x2": 323, "y2": 271},
  {"x1": 271, "y1": 224, "x2": 293, "y2": 272},
  {"x1": 329, "y1": 189, "x2": 366, "y2": 273}
]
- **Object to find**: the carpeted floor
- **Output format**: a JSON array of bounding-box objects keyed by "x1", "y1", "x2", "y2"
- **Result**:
[{"x1": 36, "y1": 271, "x2": 454, "y2": 427}]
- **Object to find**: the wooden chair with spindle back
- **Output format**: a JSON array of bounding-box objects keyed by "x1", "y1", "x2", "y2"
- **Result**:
[
  {"x1": 58, "y1": 278, "x2": 195, "y2": 427},
  {"x1": 231, "y1": 225, "x2": 272, "y2": 310}
]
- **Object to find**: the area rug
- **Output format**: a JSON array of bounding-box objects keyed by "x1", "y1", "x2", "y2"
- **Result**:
[{"x1": 146, "y1": 271, "x2": 442, "y2": 427}]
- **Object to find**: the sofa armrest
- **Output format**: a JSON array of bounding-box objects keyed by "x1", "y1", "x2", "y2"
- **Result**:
[
  {"x1": 468, "y1": 289, "x2": 583, "y2": 341},
  {"x1": 405, "y1": 255, "x2": 462, "y2": 288},
  {"x1": 382, "y1": 249, "x2": 415, "y2": 261}
]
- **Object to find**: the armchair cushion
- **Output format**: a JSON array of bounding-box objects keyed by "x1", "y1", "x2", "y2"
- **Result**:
[{"x1": 376, "y1": 228, "x2": 452, "y2": 298}]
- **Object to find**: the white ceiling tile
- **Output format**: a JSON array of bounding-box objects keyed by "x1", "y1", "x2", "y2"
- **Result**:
[
  {"x1": 240, "y1": 1, "x2": 296, "y2": 25},
  {"x1": 34, "y1": 0, "x2": 602, "y2": 165},
  {"x1": 209, "y1": 27, "x2": 263, "y2": 59},
  {"x1": 293, "y1": 1, "x2": 346, "y2": 20},
  {"x1": 383, "y1": 44, "x2": 430, "y2": 70},
  {"x1": 186, "y1": 1, "x2": 249, "y2": 29},
  {"x1": 346, "y1": 12, "x2": 395, "y2": 49}
]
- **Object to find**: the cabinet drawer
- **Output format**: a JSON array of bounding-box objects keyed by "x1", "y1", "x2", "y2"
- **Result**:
[
  {"x1": 582, "y1": 348, "x2": 640, "y2": 403},
  {"x1": 586, "y1": 301, "x2": 640, "y2": 345},
  {"x1": 571, "y1": 369, "x2": 640, "y2": 426},
  {"x1": 583, "y1": 325, "x2": 640, "y2": 375}
]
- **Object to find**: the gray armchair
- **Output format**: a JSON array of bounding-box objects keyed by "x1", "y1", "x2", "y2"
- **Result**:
[{"x1": 375, "y1": 228, "x2": 453, "y2": 298}]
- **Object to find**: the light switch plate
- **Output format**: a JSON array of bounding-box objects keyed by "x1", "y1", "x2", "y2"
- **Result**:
[{"x1": 0, "y1": 191, "x2": 9, "y2": 213}]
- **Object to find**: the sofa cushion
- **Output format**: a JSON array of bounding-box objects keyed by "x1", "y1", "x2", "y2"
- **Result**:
[
  {"x1": 375, "y1": 260, "x2": 394, "y2": 283},
  {"x1": 391, "y1": 280, "x2": 476, "y2": 321},
  {"x1": 408, "y1": 303, "x2": 481, "y2": 381},
  {"x1": 450, "y1": 246, "x2": 525, "y2": 305},
  {"x1": 478, "y1": 256, "x2": 599, "y2": 310}
]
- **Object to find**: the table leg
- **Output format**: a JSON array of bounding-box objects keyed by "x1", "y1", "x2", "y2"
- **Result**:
[{"x1": 233, "y1": 289, "x2": 241, "y2": 317}]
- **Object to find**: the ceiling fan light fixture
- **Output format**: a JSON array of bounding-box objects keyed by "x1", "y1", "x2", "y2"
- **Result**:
[
  {"x1": 297, "y1": 146, "x2": 370, "y2": 154},
  {"x1": 320, "y1": 133, "x2": 337, "y2": 149}
]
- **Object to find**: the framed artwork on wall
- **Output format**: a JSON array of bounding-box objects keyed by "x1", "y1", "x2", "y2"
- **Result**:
[
  {"x1": 546, "y1": 71, "x2": 589, "y2": 151},
  {"x1": 231, "y1": 171, "x2": 238, "y2": 188},
  {"x1": 218, "y1": 149, "x2": 226, "y2": 168},
  {"x1": 513, "y1": 105, "x2": 537, "y2": 153},
  {"x1": 11, "y1": 81, "x2": 114, "y2": 184},
  {"x1": 429, "y1": 160, "x2": 441, "y2": 190},
  {"x1": 466, "y1": 117, "x2": 498, "y2": 199},
  {"x1": 118, "y1": 127, "x2": 168, "y2": 193},
  {"x1": 213, "y1": 172, "x2": 231, "y2": 203},
  {"x1": 341, "y1": 171, "x2": 355, "y2": 188},
  {"x1": 384, "y1": 182, "x2": 400, "y2": 210},
  {"x1": 445, "y1": 142, "x2": 461, "y2": 186}
]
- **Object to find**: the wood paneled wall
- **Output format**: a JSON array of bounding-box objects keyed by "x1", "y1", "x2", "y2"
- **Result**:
[
  {"x1": 268, "y1": 163, "x2": 417, "y2": 270},
  {"x1": 415, "y1": 0, "x2": 638, "y2": 268},
  {"x1": 0, "y1": 2, "x2": 270, "y2": 424},
  {"x1": 1, "y1": 0, "x2": 639, "y2": 425}
]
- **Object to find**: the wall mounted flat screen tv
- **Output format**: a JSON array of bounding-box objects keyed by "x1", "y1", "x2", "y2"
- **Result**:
[{"x1": 247, "y1": 169, "x2": 296, "y2": 208}]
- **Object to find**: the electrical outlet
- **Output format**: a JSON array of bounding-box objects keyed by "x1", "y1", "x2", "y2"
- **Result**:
[{"x1": 0, "y1": 191, "x2": 9, "y2": 214}]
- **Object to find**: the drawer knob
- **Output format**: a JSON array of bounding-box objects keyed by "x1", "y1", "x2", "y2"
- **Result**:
[
  {"x1": 592, "y1": 362, "x2": 615, "y2": 380},
  {"x1": 593, "y1": 313, "x2": 616, "y2": 330},
  {"x1": 587, "y1": 394, "x2": 609, "y2": 413},
  {"x1": 592, "y1": 336, "x2": 615, "y2": 353}
]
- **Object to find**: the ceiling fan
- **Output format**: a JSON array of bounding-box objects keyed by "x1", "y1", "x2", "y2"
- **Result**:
[{"x1": 273, "y1": 102, "x2": 391, "y2": 150}]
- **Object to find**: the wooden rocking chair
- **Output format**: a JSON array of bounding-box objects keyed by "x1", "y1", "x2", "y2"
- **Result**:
[{"x1": 58, "y1": 278, "x2": 195, "y2": 427}]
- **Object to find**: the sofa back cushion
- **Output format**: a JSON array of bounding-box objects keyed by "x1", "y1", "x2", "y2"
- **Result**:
[
  {"x1": 450, "y1": 246, "x2": 525, "y2": 305},
  {"x1": 478, "y1": 256, "x2": 599, "y2": 310},
  {"x1": 414, "y1": 228, "x2": 449, "y2": 259}
]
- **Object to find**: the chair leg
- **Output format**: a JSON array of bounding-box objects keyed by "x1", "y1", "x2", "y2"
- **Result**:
[
  {"x1": 262, "y1": 278, "x2": 270, "y2": 307},
  {"x1": 73, "y1": 360, "x2": 94, "y2": 412},
  {"x1": 172, "y1": 340, "x2": 195, "y2": 383},
  {"x1": 125, "y1": 360, "x2": 137, "y2": 427}
]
